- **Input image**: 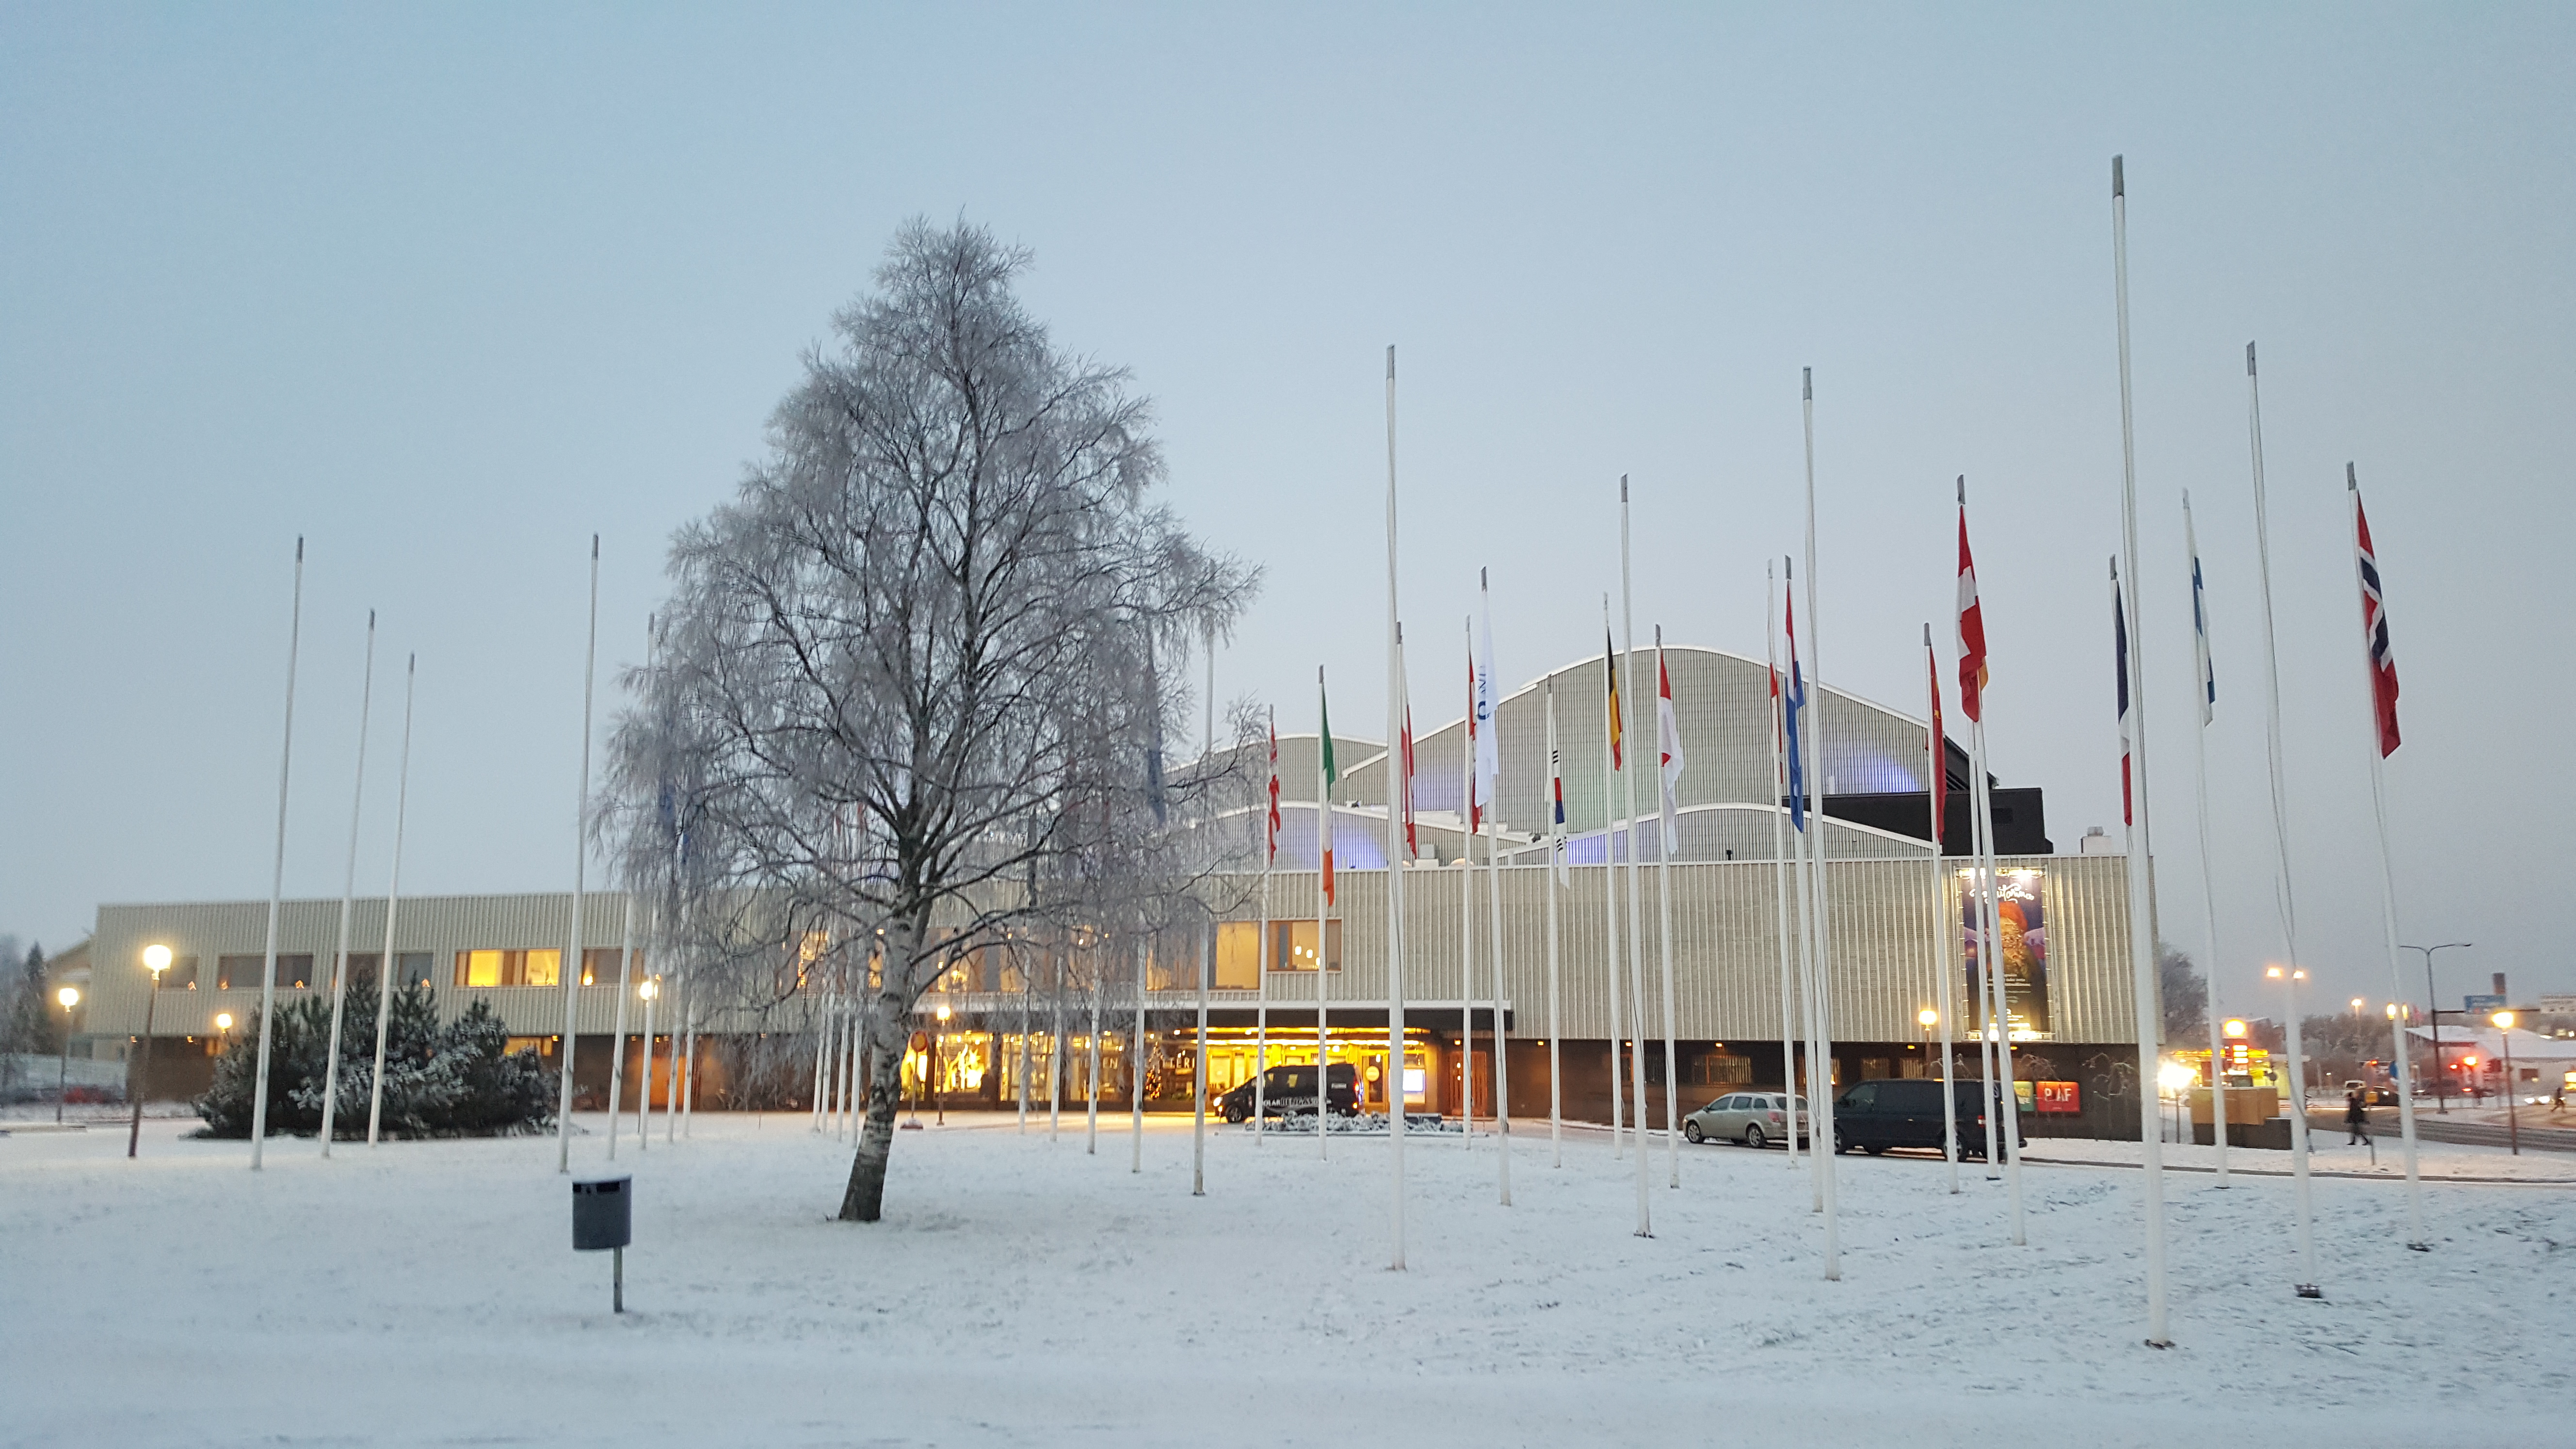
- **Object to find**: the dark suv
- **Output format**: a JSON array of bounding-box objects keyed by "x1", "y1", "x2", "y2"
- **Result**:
[
  {"x1": 1831, "y1": 1079, "x2": 2022, "y2": 1157},
  {"x1": 1219, "y1": 1063, "x2": 1361, "y2": 1122}
]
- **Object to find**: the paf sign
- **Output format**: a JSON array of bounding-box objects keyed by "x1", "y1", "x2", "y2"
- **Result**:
[{"x1": 2034, "y1": 1080, "x2": 2081, "y2": 1114}]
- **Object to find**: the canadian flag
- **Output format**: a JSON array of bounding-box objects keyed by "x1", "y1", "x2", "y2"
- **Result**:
[
  {"x1": 1957, "y1": 489, "x2": 1990, "y2": 724},
  {"x1": 1656, "y1": 649, "x2": 1685, "y2": 814}
]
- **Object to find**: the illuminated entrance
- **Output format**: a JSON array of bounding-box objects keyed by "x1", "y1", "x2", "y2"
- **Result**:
[
  {"x1": 892, "y1": 1023, "x2": 1448, "y2": 1114},
  {"x1": 1183, "y1": 1027, "x2": 1439, "y2": 1113}
]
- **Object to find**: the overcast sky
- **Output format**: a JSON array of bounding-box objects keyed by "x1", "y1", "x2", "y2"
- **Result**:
[{"x1": 5, "y1": 5, "x2": 2569, "y2": 1018}]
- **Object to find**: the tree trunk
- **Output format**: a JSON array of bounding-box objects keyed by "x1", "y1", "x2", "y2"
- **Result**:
[
  {"x1": 839, "y1": 916, "x2": 926, "y2": 1223},
  {"x1": 838, "y1": 987, "x2": 913, "y2": 1221}
]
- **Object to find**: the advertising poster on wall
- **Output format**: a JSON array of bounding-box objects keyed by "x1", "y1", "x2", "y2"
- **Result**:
[{"x1": 1961, "y1": 866, "x2": 2051, "y2": 1038}]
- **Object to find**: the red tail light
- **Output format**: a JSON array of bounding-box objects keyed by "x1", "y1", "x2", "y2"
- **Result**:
[{"x1": 1768, "y1": 1111, "x2": 1784, "y2": 1124}]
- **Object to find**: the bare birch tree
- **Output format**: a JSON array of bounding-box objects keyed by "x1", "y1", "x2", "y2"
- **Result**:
[{"x1": 607, "y1": 220, "x2": 1255, "y2": 1221}]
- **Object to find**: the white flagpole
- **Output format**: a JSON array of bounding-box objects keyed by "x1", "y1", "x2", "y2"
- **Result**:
[
  {"x1": 1459, "y1": 615, "x2": 1478, "y2": 1143},
  {"x1": 1048, "y1": 945, "x2": 1065, "y2": 1142},
  {"x1": 1017, "y1": 935, "x2": 1034, "y2": 1135},
  {"x1": 1959, "y1": 481, "x2": 2004, "y2": 1188},
  {"x1": 1092, "y1": 950, "x2": 1108, "y2": 1152},
  {"x1": 812, "y1": 984, "x2": 834, "y2": 1132},
  {"x1": 1971, "y1": 717, "x2": 2023, "y2": 1239},
  {"x1": 1968, "y1": 477, "x2": 2009, "y2": 1207},
  {"x1": 605, "y1": 884, "x2": 634, "y2": 1159},
  {"x1": 1796, "y1": 376, "x2": 1839, "y2": 1276},
  {"x1": 249, "y1": 538, "x2": 306, "y2": 1172},
  {"x1": 1926, "y1": 624, "x2": 1959, "y2": 1194},
  {"x1": 2243, "y1": 338, "x2": 2324, "y2": 1288},
  {"x1": 1543, "y1": 678, "x2": 1565, "y2": 1168},
  {"x1": 366, "y1": 652, "x2": 415, "y2": 1147},
  {"x1": 1768, "y1": 564, "x2": 1801, "y2": 1173},
  {"x1": 1654, "y1": 628, "x2": 1679, "y2": 1190},
  {"x1": 1383, "y1": 345, "x2": 1409, "y2": 1270},
  {"x1": 638, "y1": 965, "x2": 656, "y2": 1150},
  {"x1": 1618, "y1": 478, "x2": 1652, "y2": 1238},
  {"x1": 1789, "y1": 609, "x2": 1826, "y2": 1215},
  {"x1": 1482, "y1": 600, "x2": 1511, "y2": 1206},
  {"x1": 1255, "y1": 708, "x2": 1273, "y2": 1145},
  {"x1": 611, "y1": 620, "x2": 649, "y2": 1155},
  {"x1": 842, "y1": 984, "x2": 858, "y2": 1138},
  {"x1": 1126, "y1": 939, "x2": 1141, "y2": 1167},
  {"x1": 319, "y1": 610, "x2": 377, "y2": 1157},
  {"x1": 676, "y1": 966, "x2": 692, "y2": 1141},
  {"x1": 556, "y1": 535, "x2": 600, "y2": 1175},
  {"x1": 1317, "y1": 665, "x2": 1332, "y2": 1165},
  {"x1": 2350, "y1": 465, "x2": 2429, "y2": 1248},
  {"x1": 1192, "y1": 921, "x2": 1210, "y2": 1196},
  {"x1": 2183, "y1": 494, "x2": 2233, "y2": 1187},
  {"x1": 2110, "y1": 157, "x2": 2173, "y2": 1342},
  {"x1": 1599, "y1": 597, "x2": 1626, "y2": 1159}
]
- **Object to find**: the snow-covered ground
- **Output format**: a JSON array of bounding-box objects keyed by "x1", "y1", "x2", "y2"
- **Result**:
[{"x1": 5, "y1": 1111, "x2": 2567, "y2": 1447}]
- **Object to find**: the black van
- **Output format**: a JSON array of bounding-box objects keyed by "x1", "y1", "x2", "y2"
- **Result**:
[
  {"x1": 1831, "y1": 1079, "x2": 2022, "y2": 1157},
  {"x1": 1218, "y1": 1063, "x2": 1361, "y2": 1123}
]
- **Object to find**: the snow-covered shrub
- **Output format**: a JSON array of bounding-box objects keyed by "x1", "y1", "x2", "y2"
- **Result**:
[{"x1": 195, "y1": 981, "x2": 553, "y2": 1139}]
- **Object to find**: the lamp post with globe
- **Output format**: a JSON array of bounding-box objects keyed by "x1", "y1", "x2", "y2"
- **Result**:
[
  {"x1": 54, "y1": 985, "x2": 80, "y2": 1124},
  {"x1": 636, "y1": 978, "x2": 659, "y2": 1147},
  {"x1": 129, "y1": 945, "x2": 173, "y2": 1158},
  {"x1": 2494, "y1": 1010, "x2": 2520, "y2": 1156}
]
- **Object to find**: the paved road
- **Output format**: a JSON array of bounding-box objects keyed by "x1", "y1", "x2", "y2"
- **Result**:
[{"x1": 2305, "y1": 1101, "x2": 2576, "y2": 1155}]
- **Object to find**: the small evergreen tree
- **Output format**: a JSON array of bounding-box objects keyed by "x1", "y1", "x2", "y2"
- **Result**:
[
  {"x1": 195, "y1": 982, "x2": 553, "y2": 1139},
  {"x1": 4, "y1": 943, "x2": 51, "y2": 1056}
]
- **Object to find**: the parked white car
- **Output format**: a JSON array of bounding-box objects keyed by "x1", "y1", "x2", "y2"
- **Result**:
[{"x1": 1683, "y1": 1091, "x2": 1809, "y2": 1148}]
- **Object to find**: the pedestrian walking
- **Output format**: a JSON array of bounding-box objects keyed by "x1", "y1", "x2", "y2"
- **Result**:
[{"x1": 2344, "y1": 1084, "x2": 2370, "y2": 1146}]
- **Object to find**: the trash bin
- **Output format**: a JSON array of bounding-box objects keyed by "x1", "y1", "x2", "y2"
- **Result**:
[
  {"x1": 573, "y1": 1176, "x2": 631, "y2": 1251},
  {"x1": 573, "y1": 1175, "x2": 632, "y2": 1312}
]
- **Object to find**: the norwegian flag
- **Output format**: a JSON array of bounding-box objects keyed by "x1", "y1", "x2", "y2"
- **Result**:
[
  {"x1": 2351, "y1": 467, "x2": 2400, "y2": 757},
  {"x1": 1956, "y1": 482, "x2": 1990, "y2": 724},
  {"x1": 1784, "y1": 580, "x2": 1809, "y2": 833},
  {"x1": 1264, "y1": 709, "x2": 1281, "y2": 864}
]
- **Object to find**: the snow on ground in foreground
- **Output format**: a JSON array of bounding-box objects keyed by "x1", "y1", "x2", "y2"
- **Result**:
[{"x1": 4, "y1": 1113, "x2": 2567, "y2": 1448}]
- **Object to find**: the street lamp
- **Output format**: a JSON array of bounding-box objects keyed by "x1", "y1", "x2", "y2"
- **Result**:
[
  {"x1": 54, "y1": 985, "x2": 79, "y2": 1124},
  {"x1": 2400, "y1": 941, "x2": 2472, "y2": 1113},
  {"x1": 130, "y1": 944, "x2": 172, "y2": 1158},
  {"x1": 636, "y1": 978, "x2": 659, "y2": 1143},
  {"x1": 2383, "y1": 1002, "x2": 2404, "y2": 1104},
  {"x1": 2494, "y1": 1010, "x2": 2520, "y2": 1156},
  {"x1": 2350, "y1": 997, "x2": 2366, "y2": 1017}
]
